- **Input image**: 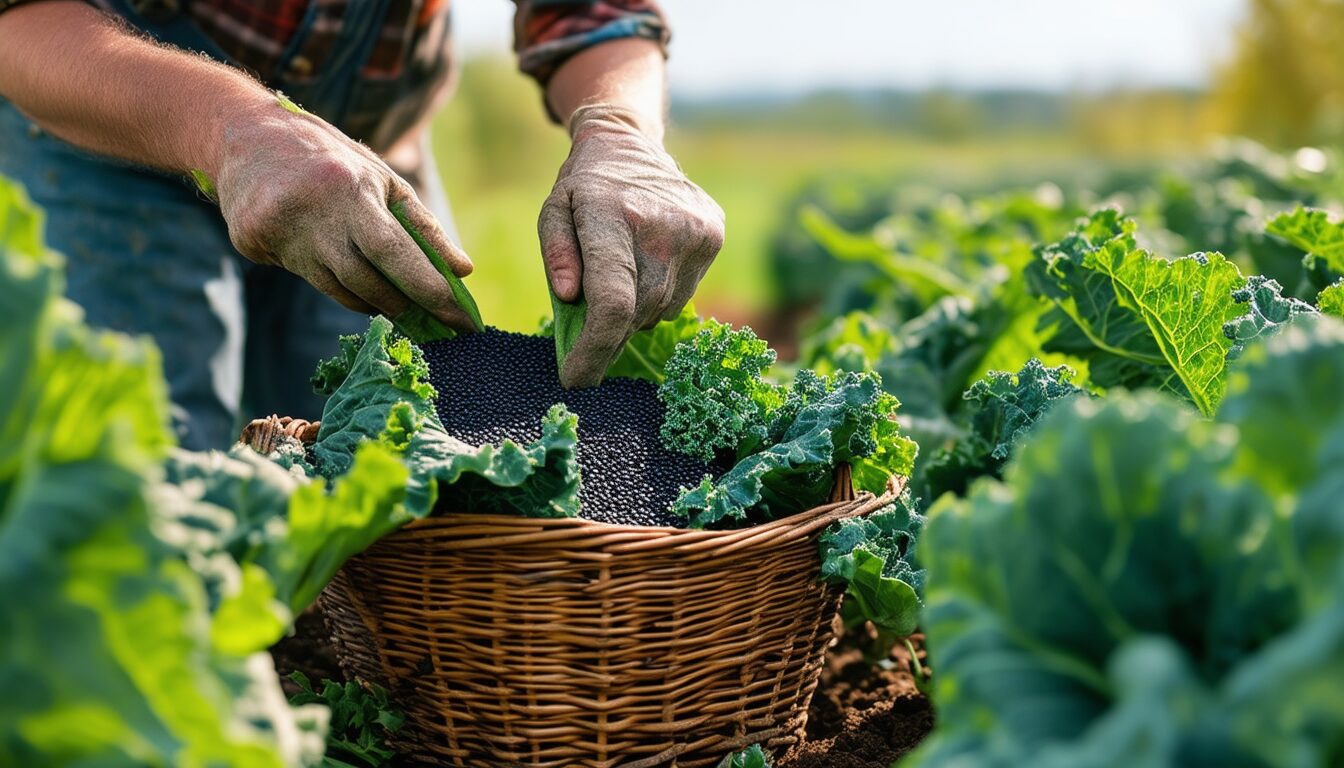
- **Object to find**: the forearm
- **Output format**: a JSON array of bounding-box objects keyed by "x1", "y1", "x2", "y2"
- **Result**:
[
  {"x1": 0, "y1": 1, "x2": 275, "y2": 180},
  {"x1": 545, "y1": 38, "x2": 666, "y2": 142}
]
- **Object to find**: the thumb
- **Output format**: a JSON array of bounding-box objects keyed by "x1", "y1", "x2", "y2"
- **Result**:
[{"x1": 539, "y1": 191, "x2": 582, "y2": 302}]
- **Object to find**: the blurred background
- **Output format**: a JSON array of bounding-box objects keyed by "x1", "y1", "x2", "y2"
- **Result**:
[{"x1": 430, "y1": 0, "x2": 1344, "y2": 337}]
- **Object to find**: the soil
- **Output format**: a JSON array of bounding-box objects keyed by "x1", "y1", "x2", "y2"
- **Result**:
[
  {"x1": 270, "y1": 604, "x2": 344, "y2": 697},
  {"x1": 269, "y1": 610, "x2": 935, "y2": 766},
  {"x1": 779, "y1": 632, "x2": 934, "y2": 768}
]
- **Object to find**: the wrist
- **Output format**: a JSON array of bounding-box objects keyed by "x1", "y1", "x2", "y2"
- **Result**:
[
  {"x1": 197, "y1": 88, "x2": 311, "y2": 196},
  {"x1": 568, "y1": 102, "x2": 665, "y2": 145}
]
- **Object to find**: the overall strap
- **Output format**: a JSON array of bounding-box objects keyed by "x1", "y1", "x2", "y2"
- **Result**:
[
  {"x1": 97, "y1": 0, "x2": 233, "y2": 63},
  {"x1": 292, "y1": 0, "x2": 396, "y2": 127}
]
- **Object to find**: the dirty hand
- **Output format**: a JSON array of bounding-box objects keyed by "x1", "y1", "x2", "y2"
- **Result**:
[
  {"x1": 540, "y1": 103, "x2": 725, "y2": 388},
  {"x1": 214, "y1": 101, "x2": 476, "y2": 330}
]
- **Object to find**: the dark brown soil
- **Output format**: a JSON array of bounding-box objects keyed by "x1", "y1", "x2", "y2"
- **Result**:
[
  {"x1": 780, "y1": 633, "x2": 935, "y2": 768},
  {"x1": 269, "y1": 609, "x2": 935, "y2": 766},
  {"x1": 270, "y1": 604, "x2": 344, "y2": 697}
]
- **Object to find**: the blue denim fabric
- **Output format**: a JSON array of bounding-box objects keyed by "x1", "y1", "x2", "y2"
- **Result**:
[{"x1": 0, "y1": 99, "x2": 370, "y2": 450}]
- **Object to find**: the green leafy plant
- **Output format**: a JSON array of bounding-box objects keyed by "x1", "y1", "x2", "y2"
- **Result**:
[
  {"x1": 1028, "y1": 209, "x2": 1244, "y2": 416},
  {"x1": 920, "y1": 359, "x2": 1088, "y2": 500},
  {"x1": 658, "y1": 321, "x2": 784, "y2": 462},
  {"x1": 0, "y1": 176, "x2": 329, "y2": 767},
  {"x1": 309, "y1": 316, "x2": 581, "y2": 519},
  {"x1": 907, "y1": 316, "x2": 1344, "y2": 768},
  {"x1": 1266, "y1": 205, "x2": 1344, "y2": 276},
  {"x1": 288, "y1": 673, "x2": 405, "y2": 768},
  {"x1": 819, "y1": 497, "x2": 927, "y2": 667},
  {"x1": 667, "y1": 367, "x2": 915, "y2": 528},
  {"x1": 716, "y1": 744, "x2": 772, "y2": 768}
]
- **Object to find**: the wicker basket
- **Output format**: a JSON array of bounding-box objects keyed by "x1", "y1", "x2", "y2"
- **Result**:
[{"x1": 315, "y1": 463, "x2": 900, "y2": 768}]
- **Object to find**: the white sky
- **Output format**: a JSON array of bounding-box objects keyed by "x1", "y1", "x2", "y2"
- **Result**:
[{"x1": 453, "y1": 0, "x2": 1247, "y2": 96}]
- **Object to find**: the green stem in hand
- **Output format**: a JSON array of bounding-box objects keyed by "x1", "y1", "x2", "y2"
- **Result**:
[{"x1": 388, "y1": 200, "x2": 484, "y2": 339}]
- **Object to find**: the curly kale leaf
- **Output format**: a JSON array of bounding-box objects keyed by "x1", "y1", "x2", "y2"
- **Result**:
[
  {"x1": 1222, "y1": 274, "x2": 1318, "y2": 361},
  {"x1": 1267, "y1": 206, "x2": 1344, "y2": 276},
  {"x1": 311, "y1": 317, "x2": 437, "y2": 478},
  {"x1": 966, "y1": 358, "x2": 1086, "y2": 462},
  {"x1": 1318, "y1": 279, "x2": 1344, "y2": 318},
  {"x1": 909, "y1": 318, "x2": 1344, "y2": 768},
  {"x1": 310, "y1": 333, "x2": 365, "y2": 396},
  {"x1": 851, "y1": 391, "x2": 919, "y2": 496},
  {"x1": 819, "y1": 496, "x2": 926, "y2": 639},
  {"x1": 310, "y1": 317, "x2": 580, "y2": 519},
  {"x1": 671, "y1": 371, "x2": 913, "y2": 527},
  {"x1": 670, "y1": 423, "x2": 834, "y2": 529},
  {"x1": 1030, "y1": 209, "x2": 1245, "y2": 416},
  {"x1": 658, "y1": 321, "x2": 784, "y2": 462},
  {"x1": 773, "y1": 370, "x2": 916, "y2": 494},
  {"x1": 921, "y1": 359, "x2": 1087, "y2": 499},
  {"x1": 397, "y1": 403, "x2": 581, "y2": 519}
]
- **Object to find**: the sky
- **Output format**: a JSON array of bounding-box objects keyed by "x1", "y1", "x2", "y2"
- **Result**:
[{"x1": 453, "y1": 0, "x2": 1248, "y2": 97}]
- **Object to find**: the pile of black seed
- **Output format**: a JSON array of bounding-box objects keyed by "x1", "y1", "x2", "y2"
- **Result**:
[{"x1": 420, "y1": 328, "x2": 724, "y2": 527}]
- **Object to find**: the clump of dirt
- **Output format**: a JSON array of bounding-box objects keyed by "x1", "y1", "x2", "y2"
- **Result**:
[
  {"x1": 270, "y1": 604, "x2": 343, "y2": 696},
  {"x1": 780, "y1": 633, "x2": 934, "y2": 768}
]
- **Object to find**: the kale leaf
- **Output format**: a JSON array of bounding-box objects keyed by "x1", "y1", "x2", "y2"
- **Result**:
[
  {"x1": 819, "y1": 496, "x2": 926, "y2": 643},
  {"x1": 920, "y1": 359, "x2": 1087, "y2": 499},
  {"x1": 907, "y1": 316, "x2": 1344, "y2": 768},
  {"x1": 0, "y1": 175, "x2": 327, "y2": 767},
  {"x1": 1030, "y1": 209, "x2": 1247, "y2": 415},
  {"x1": 1222, "y1": 274, "x2": 1318, "y2": 360},
  {"x1": 670, "y1": 370, "x2": 914, "y2": 527},
  {"x1": 311, "y1": 316, "x2": 581, "y2": 519},
  {"x1": 658, "y1": 320, "x2": 784, "y2": 462}
]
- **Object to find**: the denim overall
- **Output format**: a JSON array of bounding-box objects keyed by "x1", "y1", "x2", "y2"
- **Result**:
[{"x1": 0, "y1": 0, "x2": 455, "y2": 450}]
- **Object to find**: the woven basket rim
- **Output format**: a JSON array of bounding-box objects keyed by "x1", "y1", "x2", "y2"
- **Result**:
[
  {"x1": 239, "y1": 414, "x2": 906, "y2": 557},
  {"x1": 377, "y1": 474, "x2": 907, "y2": 559}
]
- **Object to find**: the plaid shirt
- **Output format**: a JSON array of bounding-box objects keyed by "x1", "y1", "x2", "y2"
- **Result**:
[{"x1": 1, "y1": 0, "x2": 668, "y2": 144}]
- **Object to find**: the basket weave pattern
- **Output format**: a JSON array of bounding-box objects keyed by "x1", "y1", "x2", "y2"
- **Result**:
[{"x1": 319, "y1": 472, "x2": 897, "y2": 768}]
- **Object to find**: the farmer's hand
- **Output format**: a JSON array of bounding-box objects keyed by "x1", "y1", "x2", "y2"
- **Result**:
[
  {"x1": 0, "y1": 4, "x2": 471, "y2": 328},
  {"x1": 215, "y1": 101, "x2": 476, "y2": 330},
  {"x1": 540, "y1": 103, "x2": 725, "y2": 388}
]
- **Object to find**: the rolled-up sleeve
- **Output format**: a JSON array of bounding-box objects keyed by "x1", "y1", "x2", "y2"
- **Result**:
[{"x1": 514, "y1": 0, "x2": 669, "y2": 91}]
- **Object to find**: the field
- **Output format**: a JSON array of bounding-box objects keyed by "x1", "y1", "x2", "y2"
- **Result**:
[
  {"x1": 4, "y1": 45, "x2": 1344, "y2": 767},
  {"x1": 6, "y1": 131, "x2": 1344, "y2": 766},
  {"x1": 429, "y1": 59, "x2": 1209, "y2": 333}
]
